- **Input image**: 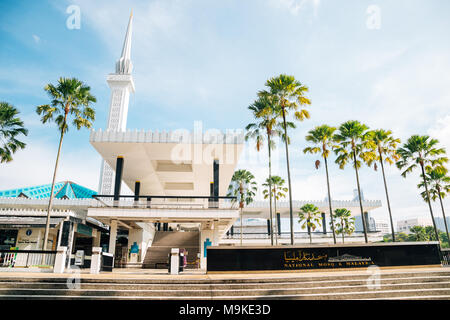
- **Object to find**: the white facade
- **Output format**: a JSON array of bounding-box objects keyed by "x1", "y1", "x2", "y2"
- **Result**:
[
  {"x1": 98, "y1": 14, "x2": 135, "y2": 195},
  {"x1": 374, "y1": 219, "x2": 391, "y2": 235},
  {"x1": 397, "y1": 217, "x2": 433, "y2": 234}
]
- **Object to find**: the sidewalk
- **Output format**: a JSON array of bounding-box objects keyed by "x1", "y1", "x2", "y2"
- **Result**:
[{"x1": 0, "y1": 265, "x2": 447, "y2": 281}]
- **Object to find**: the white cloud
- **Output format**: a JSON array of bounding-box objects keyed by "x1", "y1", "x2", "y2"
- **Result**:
[
  {"x1": 0, "y1": 139, "x2": 101, "y2": 192},
  {"x1": 428, "y1": 114, "x2": 450, "y2": 153},
  {"x1": 356, "y1": 47, "x2": 408, "y2": 73},
  {"x1": 32, "y1": 34, "x2": 40, "y2": 44},
  {"x1": 269, "y1": 0, "x2": 320, "y2": 16},
  {"x1": 367, "y1": 51, "x2": 450, "y2": 138}
]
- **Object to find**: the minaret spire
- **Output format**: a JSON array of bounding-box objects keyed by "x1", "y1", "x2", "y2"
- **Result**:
[
  {"x1": 115, "y1": 11, "x2": 133, "y2": 74},
  {"x1": 99, "y1": 13, "x2": 136, "y2": 195}
]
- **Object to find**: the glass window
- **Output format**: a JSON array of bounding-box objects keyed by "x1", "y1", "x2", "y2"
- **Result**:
[{"x1": 0, "y1": 229, "x2": 18, "y2": 250}]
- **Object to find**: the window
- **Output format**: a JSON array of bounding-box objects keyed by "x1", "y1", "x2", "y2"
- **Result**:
[{"x1": 0, "y1": 229, "x2": 18, "y2": 250}]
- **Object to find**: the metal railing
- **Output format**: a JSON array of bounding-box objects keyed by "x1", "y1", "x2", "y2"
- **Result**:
[
  {"x1": 225, "y1": 231, "x2": 382, "y2": 240},
  {"x1": 0, "y1": 250, "x2": 56, "y2": 268},
  {"x1": 93, "y1": 195, "x2": 238, "y2": 210}
]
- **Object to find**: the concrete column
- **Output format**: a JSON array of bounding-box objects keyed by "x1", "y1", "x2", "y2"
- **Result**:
[
  {"x1": 134, "y1": 181, "x2": 140, "y2": 207},
  {"x1": 93, "y1": 229, "x2": 101, "y2": 247},
  {"x1": 170, "y1": 248, "x2": 180, "y2": 275},
  {"x1": 212, "y1": 220, "x2": 220, "y2": 245},
  {"x1": 213, "y1": 160, "x2": 219, "y2": 208},
  {"x1": 109, "y1": 220, "x2": 118, "y2": 256},
  {"x1": 128, "y1": 228, "x2": 143, "y2": 263},
  {"x1": 322, "y1": 212, "x2": 327, "y2": 234},
  {"x1": 199, "y1": 225, "x2": 214, "y2": 271},
  {"x1": 53, "y1": 246, "x2": 67, "y2": 273},
  {"x1": 113, "y1": 156, "x2": 124, "y2": 206},
  {"x1": 65, "y1": 222, "x2": 75, "y2": 269},
  {"x1": 277, "y1": 213, "x2": 281, "y2": 236},
  {"x1": 90, "y1": 247, "x2": 102, "y2": 274},
  {"x1": 56, "y1": 221, "x2": 64, "y2": 249},
  {"x1": 134, "y1": 181, "x2": 141, "y2": 201}
]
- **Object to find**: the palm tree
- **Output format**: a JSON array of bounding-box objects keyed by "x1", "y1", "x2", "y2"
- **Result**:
[
  {"x1": 366, "y1": 129, "x2": 401, "y2": 242},
  {"x1": 331, "y1": 208, "x2": 355, "y2": 243},
  {"x1": 303, "y1": 124, "x2": 338, "y2": 244},
  {"x1": 396, "y1": 135, "x2": 448, "y2": 244},
  {"x1": 36, "y1": 77, "x2": 96, "y2": 250},
  {"x1": 0, "y1": 102, "x2": 28, "y2": 163},
  {"x1": 259, "y1": 74, "x2": 312, "y2": 245},
  {"x1": 418, "y1": 167, "x2": 450, "y2": 246},
  {"x1": 409, "y1": 226, "x2": 429, "y2": 242},
  {"x1": 262, "y1": 175, "x2": 288, "y2": 245},
  {"x1": 298, "y1": 204, "x2": 322, "y2": 244},
  {"x1": 227, "y1": 169, "x2": 258, "y2": 246},
  {"x1": 246, "y1": 95, "x2": 282, "y2": 245},
  {"x1": 333, "y1": 120, "x2": 376, "y2": 243}
]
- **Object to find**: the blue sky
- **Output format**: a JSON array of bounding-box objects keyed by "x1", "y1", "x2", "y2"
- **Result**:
[{"x1": 1, "y1": 0, "x2": 450, "y2": 227}]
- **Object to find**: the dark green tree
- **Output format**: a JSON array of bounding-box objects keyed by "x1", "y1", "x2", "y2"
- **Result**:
[
  {"x1": 36, "y1": 77, "x2": 96, "y2": 250},
  {"x1": 333, "y1": 120, "x2": 376, "y2": 243},
  {"x1": 396, "y1": 135, "x2": 448, "y2": 244},
  {"x1": 330, "y1": 208, "x2": 355, "y2": 243},
  {"x1": 304, "y1": 124, "x2": 338, "y2": 244},
  {"x1": 246, "y1": 95, "x2": 283, "y2": 245},
  {"x1": 366, "y1": 129, "x2": 401, "y2": 242},
  {"x1": 418, "y1": 167, "x2": 450, "y2": 247},
  {"x1": 298, "y1": 204, "x2": 322, "y2": 244},
  {"x1": 259, "y1": 74, "x2": 312, "y2": 245},
  {"x1": 227, "y1": 169, "x2": 258, "y2": 246},
  {"x1": 0, "y1": 102, "x2": 28, "y2": 163}
]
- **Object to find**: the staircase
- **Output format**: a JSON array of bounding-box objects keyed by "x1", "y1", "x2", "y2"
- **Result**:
[
  {"x1": 0, "y1": 269, "x2": 450, "y2": 299},
  {"x1": 142, "y1": 231, "x2": 200, "y2": 269}
]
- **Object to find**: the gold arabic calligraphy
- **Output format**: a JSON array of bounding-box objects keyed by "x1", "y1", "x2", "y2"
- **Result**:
[{"x1": 283, "y1": 250, "x2": 328, "y2": 263}]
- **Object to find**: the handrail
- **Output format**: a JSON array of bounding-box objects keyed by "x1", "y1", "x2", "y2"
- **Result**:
[
  {"x1": 92, "y1": 194, "x2": 238, "y2": 210},
  {"x1": 94, "y1": 195, "x2": 237, "y2": 200},
  {"x1": 0, "y1": 249, "x2": 57, "y2": 254}
]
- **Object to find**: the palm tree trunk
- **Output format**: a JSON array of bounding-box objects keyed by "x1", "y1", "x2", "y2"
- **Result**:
[
  {"x1": 437, "y1": 188, "x2": 450, "y2": 247},
  {"x1": 267, "y1": 134, "x2": 274, "y2": 246},
  {"x1": 43, "y1": 127, "x2": 65, "y2": 250},
  {"x1": 281, "y1": 107, "x2": 294, "y2": 245},
  {"x1": 353, "y1": 149, "x2": 368, "y2": 243},
  {"x1": 308, "y1": 220, "x2": 312, "y2": 244},
  {"x1": 420, "y1": 163, "x2": 440, "y2": 243},
  {"x1": 379, "y1": 151, "x2": 396, "y2": 242},
  {"x1": 324, "y1": 156, "x2": 336, "y2": 244},
  {"x1": 240, "y1": 206, "x2": 243, "y2": 246},
  {"x1": 274, "y1": 190, "x2": 278, "y2": 245}
]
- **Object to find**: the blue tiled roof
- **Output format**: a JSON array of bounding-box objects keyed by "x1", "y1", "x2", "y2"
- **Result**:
[{"x1": 0, "y1": 181, "x2": 97, "y2": 199}]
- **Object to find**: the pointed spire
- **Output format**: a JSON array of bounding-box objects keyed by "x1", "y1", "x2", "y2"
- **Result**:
[{"x1": 115, "y1": 12, "x2": 133, "y2": 74}]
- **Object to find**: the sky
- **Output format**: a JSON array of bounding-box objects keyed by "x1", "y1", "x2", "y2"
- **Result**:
[{"x1": 0, "y1": 0, "x2": 450, "y2": 229}]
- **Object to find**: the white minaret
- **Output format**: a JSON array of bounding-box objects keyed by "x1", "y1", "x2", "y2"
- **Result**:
[{"x1": 98, "y1": 13, "x2": 135, "y2": 194}]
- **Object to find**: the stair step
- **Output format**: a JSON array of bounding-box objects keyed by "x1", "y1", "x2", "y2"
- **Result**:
[{"x1": 1, "y1": 270, "x2": 450, "y2": 300}]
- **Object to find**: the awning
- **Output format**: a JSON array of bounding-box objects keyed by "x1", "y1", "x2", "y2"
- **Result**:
[{"x1": 0, "y1": 217, "x2": 65, "y2": 228}]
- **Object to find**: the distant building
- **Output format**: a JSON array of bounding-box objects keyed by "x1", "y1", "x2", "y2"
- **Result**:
[
  {"x1": 397, "y1": 217, "x2": 433, "y2": 234},
  {"x1": 374, "y1": 219, "x2": 391, "y2": 235},
  {"x1": 355, "y1": 213, "x2": 376, "y2": 233},
  {"x1": 435, "y1": 217, "x2": 450, "y2": 233}
]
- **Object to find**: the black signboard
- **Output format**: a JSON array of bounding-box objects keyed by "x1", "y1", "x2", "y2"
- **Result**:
[
  {"x1": 206, "y1": 242, "x2": 442, "y2": 272},
  {"x1": 60, "y1": 221, "x2": 71, "y2": 247}
]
